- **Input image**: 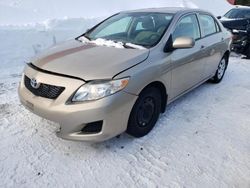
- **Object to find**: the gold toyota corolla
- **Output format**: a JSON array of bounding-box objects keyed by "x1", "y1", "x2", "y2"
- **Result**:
[{"x1": 18, "y1": 8, "x2": 232, "y2": 141}]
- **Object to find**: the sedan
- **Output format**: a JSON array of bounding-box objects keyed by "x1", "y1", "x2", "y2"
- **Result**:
[{"x1": 18, "y1": 7, "x2": 232, "y2": 141}]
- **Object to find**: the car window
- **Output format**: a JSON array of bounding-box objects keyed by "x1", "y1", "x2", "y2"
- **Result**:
[
  {"x1": 199, "y1": 14, "x2": 217, "y2": 37},
  {"x1": 135, "y1": 22, "x2": 144, "y2": 31},
  {"x1": 215, "y1": 21, "x2": 221, "y2": 32},
  {"x1": 225, "y1": 8, "x2": 250, "y2": 19},
  {"x1": 95, "y1": 17, "x2": 132, "y2": 38},
  {"x1": 86, "y1": 13, "x2": 173, "y2": 48},
  {"x1": 173, "y1": 14, "x2": 201, "y2": 41},
  {"x1": 135, "y1": 16, "x2": 155, "y2": 31}
]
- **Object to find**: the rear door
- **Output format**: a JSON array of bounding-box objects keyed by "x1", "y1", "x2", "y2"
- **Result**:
[
  {"x1": 170, "y1": 14, "x2": 206, "y2": 99},
  {"x1": 198, "y1": 14, "x2": 224, "y2": 78}
]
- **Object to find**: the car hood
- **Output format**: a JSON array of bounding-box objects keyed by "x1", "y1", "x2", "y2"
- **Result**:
[
  {"x1": 220, "y1": 17, "x2": 249, "y2": 30},
  {"x1": 31, "y1": 40, "x2": 149, "y2": 81}
]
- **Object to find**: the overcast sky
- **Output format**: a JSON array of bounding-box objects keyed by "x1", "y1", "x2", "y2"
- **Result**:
[{"x1": 0, "y1": 0, "x2": 232, "y2": 25}]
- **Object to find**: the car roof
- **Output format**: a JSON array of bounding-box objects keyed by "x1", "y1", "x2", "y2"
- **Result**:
[
  {"x1": 122, "y1": 7, "x2": 210, "y2": 15},
  {"x1": 234, "y1": 5, "x2": 250, "y2": 9}
]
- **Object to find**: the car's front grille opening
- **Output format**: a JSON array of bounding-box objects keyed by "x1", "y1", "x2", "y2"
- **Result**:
[
  {"x1": 81, "y1": 121, "x2": 103, "y2": 134},
  {"x1": 24, "y1": 75, "x2": 65, "y2": 99}
]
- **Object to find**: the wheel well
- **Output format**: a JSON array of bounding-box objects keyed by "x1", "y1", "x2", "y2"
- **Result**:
[{"x1": 141, "y1": 81, "x2": 168, "y2": 113}]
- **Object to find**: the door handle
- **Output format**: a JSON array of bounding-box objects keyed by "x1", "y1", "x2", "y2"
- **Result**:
[{"x1": 200, "y1": 45, "x2": 205, "y2": 49}]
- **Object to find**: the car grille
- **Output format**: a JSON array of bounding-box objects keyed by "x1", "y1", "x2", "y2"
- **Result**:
[{"x1": 24, "y1": 75, "x2": 65, "y2": 99}]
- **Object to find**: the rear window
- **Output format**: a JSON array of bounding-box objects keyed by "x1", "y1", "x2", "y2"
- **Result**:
[
  {"x1": 199, "y1": 14, "x2": 217, "y2": 37},
  {"x1": 215, "y1": 21, "x2": 221, "y2": 32}
]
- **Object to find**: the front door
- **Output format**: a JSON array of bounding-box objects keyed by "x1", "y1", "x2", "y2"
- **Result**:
[
  {"x1": 198, "y1": 14, "x2": 225, "y2": 78},
  {"x1": 170, "y1": 14, "x2": 206, "y2": 99}
]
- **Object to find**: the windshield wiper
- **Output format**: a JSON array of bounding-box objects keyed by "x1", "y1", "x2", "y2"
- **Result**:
[
  {"x1": 123, "y1": 43, "x2": 135, "y2": 49},
  {"x1": 77, "y1": 35, "x2": 91, "y2": 43},
  {"x1": 83, "y1": 34, "x2": 91, "y2": 41},
  {"x1": 124, "y1": 43, "x2": 146, "y2": 50}
]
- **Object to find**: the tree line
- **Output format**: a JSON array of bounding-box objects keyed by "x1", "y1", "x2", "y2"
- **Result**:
[{"x1": 236, "y1": 0, "x2": 250, "y2": 5}]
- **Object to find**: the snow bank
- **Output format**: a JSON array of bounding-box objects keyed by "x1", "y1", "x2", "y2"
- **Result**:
[
  {"x1": 0, "y1": 17, "x2": 101, "y2": 31},
  {"x1": 0, "y1": 17, "x2": 102, "y2": 56}
]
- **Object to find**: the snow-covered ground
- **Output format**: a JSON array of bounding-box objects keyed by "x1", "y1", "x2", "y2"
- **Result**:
[{"x1": 0, "y1": 22, "x2": 250, "y2": 187}]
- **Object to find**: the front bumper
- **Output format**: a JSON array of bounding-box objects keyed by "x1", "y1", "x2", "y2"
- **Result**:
[
  {"x1": 231, "y1": 34, "x2": 249, "y2": 54},
  {"x1": 18, "y1": 65, "x2": 137, "y2": 142}
]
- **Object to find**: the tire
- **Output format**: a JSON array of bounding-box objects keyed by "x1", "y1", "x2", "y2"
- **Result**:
[
  {"x1": 211, "y1": 56, "x2": 227, "y2": 84},
  {"x1": 126, "y1": 86, "x2": 162, "y2": 138}
]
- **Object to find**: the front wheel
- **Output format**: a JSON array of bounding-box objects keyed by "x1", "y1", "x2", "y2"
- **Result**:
[
  {"x1": 210, "y1": 57, "x2": 227, "y2": 83},
  {"x1": 126, "y1": 87, "x2": 162, "y2": 138}
]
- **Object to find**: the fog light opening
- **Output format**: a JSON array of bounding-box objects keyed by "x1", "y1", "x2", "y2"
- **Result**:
[{"x1": 81, "y1": 121, "x2": 103, "y2": 134}]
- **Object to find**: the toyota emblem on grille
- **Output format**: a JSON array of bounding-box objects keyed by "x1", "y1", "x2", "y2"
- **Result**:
[{"x1": 30, "y1": 78, "x2": 40, "y2": 89}]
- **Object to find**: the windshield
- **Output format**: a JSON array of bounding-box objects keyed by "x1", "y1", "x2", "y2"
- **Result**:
[
  {"x1": 224, "y1": 8, "x2": 250, "y2": 19},
  {"x1": 83, "y1": 12, "x2": 173, "y2": 48}
]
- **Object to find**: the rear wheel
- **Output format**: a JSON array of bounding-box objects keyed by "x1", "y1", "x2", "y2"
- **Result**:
[
  {"x1": 127, "y1": 87, "x2": 162, "y2": 138},
  {"x1": 211, "y1": 57, "x2": 227, "y2": 83}
]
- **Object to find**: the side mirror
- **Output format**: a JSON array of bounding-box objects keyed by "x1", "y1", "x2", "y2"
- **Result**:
[
  {"x1": 217, "y1": 16, "x2": 222, "y2": 19},
  {"x1": 172, "y1": 37, "x2": 195, "y2": 49}
]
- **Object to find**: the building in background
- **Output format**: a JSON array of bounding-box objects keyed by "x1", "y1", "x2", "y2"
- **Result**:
[{"x1": 227, "y1": 0, "x2": 236, "y2": 4}]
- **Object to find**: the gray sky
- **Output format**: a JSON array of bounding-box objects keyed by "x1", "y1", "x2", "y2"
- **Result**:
[
  {"x1": 0, "y1": 0, "x2": 189, "y2": 24},
  {"x1": 0, "y1": 0, "x2": 232, "y2": 25}
]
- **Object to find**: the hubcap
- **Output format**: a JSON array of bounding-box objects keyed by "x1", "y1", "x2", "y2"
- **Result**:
[
  {"x1": 217, "y1": 59, "x2": 226, "y2": 79},
  {"x1": 137, "y1": 97, "x2": 155, "y2": 127}
]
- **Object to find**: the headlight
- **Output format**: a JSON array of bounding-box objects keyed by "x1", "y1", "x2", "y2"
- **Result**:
[{"x1": 71, "y1": 77, "x2": 129, "y2": 102}]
